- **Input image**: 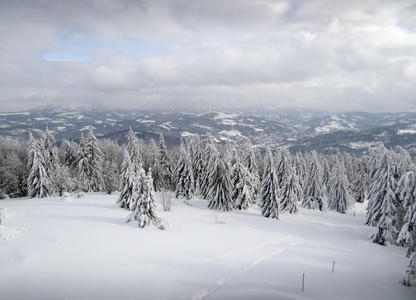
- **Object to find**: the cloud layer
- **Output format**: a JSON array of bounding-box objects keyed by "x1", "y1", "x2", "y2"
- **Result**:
[{"x1": 0, "y1": 0, "x2": 415, "y2": 112}]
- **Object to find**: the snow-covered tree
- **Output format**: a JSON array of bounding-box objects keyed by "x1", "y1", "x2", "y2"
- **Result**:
[
  {"x1": 401, "y1": 255, "x2": 416, "y2": 286},
  {"x1": 279, "y1": 166, "x2": 300, "y2": 214},
  {"x1": 302, "y1": 151, "x2": 326, "y2": 211},
  {"x1": 54, "y1": 164, "x2": 75, "y2": 196},
  {"x1": 232, "y1": 155, "x2": 253, "y2": 210},
  {"x1": 259, "y1": 150, "x2": 280, "y2": 219},
  {"x1": 126, "y1": 127, "x2": 143, "y2": 171},
  {"x1": 368, "y1": 154, "x2": 399, "y2": 245},
  {"x1": 75, "y1": 133, "x2": 89, "y2": 191},
  {"x1": 327, "y1": 157, "x2": 353, "y2": 213},
  {"x1": 159, "y1": 133, "x2": 174, "y2": 190},
  {"x1": 102, "y1": 160, "x2": 119, "y2": 194},
  {"x1": 175, "y1": 144, "x2": 195, "y2": 201},
  {"x1": 275, "y1": 148, "x2": 291, "y2": 191},
  {"x1": 353, "y1": 160, "x2": 367, "y2": 203},
  {"x1": 118, "y1": 150, "x2": 141, "y2": 209},
  {"x1": 127, "y1": 170, "x2": 165, "y2": 229},
  {"x1": 27, "y1": 132, "x2": 51, "y2": 198},
  {"x1": 207, "y1": 153, "x2": 233, "y2": 211},
  {"x1": 41, "y1": 129, "x2": 59, "y2": 176},
  {"x1": 200, "y1": 138, "x2": 219, "y2": 199},
  {"x1": 85, "y1": 130, "x2": 104, "y2": 192},
  {"x1": 243, "y1": 141, "x2": 260, "y2": 202}
]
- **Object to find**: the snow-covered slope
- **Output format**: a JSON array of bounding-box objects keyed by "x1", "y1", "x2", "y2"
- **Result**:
[{"x1": 0, "y1": 193, "x2": 414, "y2": 299}]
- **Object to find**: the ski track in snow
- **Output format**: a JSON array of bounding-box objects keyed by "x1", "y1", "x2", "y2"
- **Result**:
[{"x1": 189, "y1": 237, "x2": 300, "y2": 300}]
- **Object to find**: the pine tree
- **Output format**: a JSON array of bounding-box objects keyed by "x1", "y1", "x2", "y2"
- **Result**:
[
  {"x1": 118, "y1": 150, "x2": 139, "y2": 209},
  {"x1": 54, "y1": 164, "x2": 74, "y2": 196},
  {"x1": 275, "y1": 148, "x2": 291, "y2": 191},
  {"x1": 280, "y1": 166, "x2": 300, "y2": 214},
  {"x1": 126, "y1": 127, "x2": 143, "y2": 172},
  {"x1": 368, "y1": 155, "x2": 399, "y2": 245},
  {"x1": 159, "y1": 133, "x2": 174, "y2": 190},
  {"x1": 103, "y1": 160, "x2": 119, "y2": 194},
  {"x1": 259, "y1": 150, "x2": 280, "y2": 219},
  {"x1": 327, "y1": 157, "x2": 352, "y2": 213},
  {"x1": 175, "y1": 144, "x2": 195, "y2": 201},
  {"x1": 75, "y1": 133, "x2": 89, "y2": 192},
  {"x1": 207, "y1": 154, "x2": 233, "y2": 211},
  {"x1": 232, "y1": 155, "x2": 253, "y2": 210},
  {"x1": 85, "y1": 130, "x2": 104, "y2": 192},
  {"x1": 200, "y1": 139, "x2": 219, "y2": 199},
  {"x1": 401, "y1": 255, "x2": 416, "y2": 286},
  {"x1": 353, "y1": 160, "x2": 367, "y2": 203},
  {"x1": 127, "y1": 170, "x2": 165, "y2": 229},
  {"x1": 27, "y1": 132, "x2": 51, "y2": 198},
  {"x1": 244, "y1": 141, "x2": 260, "y2": 202},
  {"x1": 302, "y1": 151, "x2": 326, "y2": 211}
]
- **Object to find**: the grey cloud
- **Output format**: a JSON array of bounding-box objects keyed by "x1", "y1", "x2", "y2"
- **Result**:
[{"x1": 0, "y1": 0, "x2": 415, "y2": 112}]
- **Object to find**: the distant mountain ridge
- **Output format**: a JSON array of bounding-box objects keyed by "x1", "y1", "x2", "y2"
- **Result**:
[{"x1": 1, "y1": 106, "x2": 416, "y2": 154}]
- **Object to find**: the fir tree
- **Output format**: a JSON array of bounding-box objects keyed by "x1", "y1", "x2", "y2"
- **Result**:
[
  {"x1": 175, "y1": 144, "x2": 195, "y2": 201},
  {"x1": 327, "y1": 157, "x2": 352, "y2": 213},
  {"x1": 27, "y1": 132, "x2": 51, "y2": 198},
  {"x1": 302, "y1": 151, "x2": 326, "y2": 211},
  {"x1": 54, "y1": 164, "x2": 74, "y2": 196},
  {"x1": 85, "y1": 130, "x2": 104, "y2": 192},
  {"x1": 207, "y1": 154, "x2": 233, "y2": 211},
  {"x1": 118, "y1": 150, "x2": 140, "y2": 209},
  {"x1": 159, "y1": 133, "x2": 174, "y2": 190},
  {"x1": 127, "y1": 170, "x2": 165, "y2": 229},
  {"x1": 244, "y1": 141, "x2": 260, "y2": 202},
  {"x1": 75, "y1": 133, "x2": 89, "y2": 192},
  {"x1": 280, "y1": 166, "x2": 300, "y2": 214},
  {"x1": 368, "y1": 155, "x2": 399, "y2": 245},
  {"x1": 103, "y1": 160, "x2": 119, "y2": 194},
  {"x1": 259, "y1": 150, "x2": 280, "y2": 219},
  {"x1": 232, "y1": 155, "x2": 253, "y2": 210}
]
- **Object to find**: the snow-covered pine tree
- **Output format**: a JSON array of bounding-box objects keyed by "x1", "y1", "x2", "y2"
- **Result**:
[
  {"x1": 207, "y1": 152, "x2": 233, "y2": 211},
  {"x1": 85, "y1": 130, "x2": 104, "y2": 192},
  {"x1": 302, "y1": 151, "x2": 326, "y2": 211},
  {"x1": 103, "y1": 160, "x2": 119, "y2": 194},
  {"x1": 275, "y1": 148, "x2": 291, "y2": 191},
  {"x1": 200, "y1": 138, "x2": 219, "y2": 199},
  {"x1": 396, "y1": 171, "x2": 416, "y2": 233},
  {"x1": 259, "y1": 149, "x2": 280, "y2": 219},
  {"x1": 353, "y1": 160, "x2": 367, "y2": 203},
  {"x1": 126, "y1": 127, "x2": 143, "y2": 172},
  {"x1": 401, "y1": 255, "x2": 416, "y2": 286},
  {"x1": 366, "y1": 153, "x2": 397, "y2": 227},
  {"x1": 75, "y1": 133, "x2": 89, "y2": 191},
  {"x1": 243, "y1": 141, "x2": 260, "y2": 202},
  {"x1": 159, "y1": 133, "x2": 174, "y2": 190},
  {"x1": 368, "y1": 154, "x2": 399, "y2": 245},
  {"x1": 232, "y1": 154, "x2": 253, "y2": 210},
  {"x1": 127, "y1": 170, "x2": 165, "y2": 229},
  {"x1": 327, "y1": 156, "x2": 353, "y2": 213},
  {"x1": 279, "y1": 165, "x2": 300, "y2": 214},
  {"x1": 188, "y1": 135, "x2": 204, "y2": 192},
  {"x1": 61, "y1": 139, "x2": 78, "y2": 170},
  {"x1": 175, "y1": 143, "x2": 195, "y2": 201},
  {"x1": 41, "y1": 128, "x2": 59, "y2": 176},
  {"x1": 27, "y1": 132, "x2": 51, "y2": 198},
  {"x1": 54, "y1": 164, "x2": 74, "y2": 196},
  {"x1": 118, "y1": 150, "x2": 138, "y2": 209}
]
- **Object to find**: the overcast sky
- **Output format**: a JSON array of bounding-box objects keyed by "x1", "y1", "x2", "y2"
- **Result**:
[{"x1": 0, "y1": 0, "x2": 415, "y2": 112}]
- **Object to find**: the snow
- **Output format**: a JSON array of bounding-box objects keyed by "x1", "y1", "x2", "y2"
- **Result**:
[
  {"x1": 397, "y1": 129, "x2": 416, "y2": 135},
  {"x1": 0, "y1": 193, "x2": 414, "y2": 300},
  {"x1": 219, "y1": 130, "x2": 241, "y2": 136},
  {"x1": 181, "y1": 131, "x2": 197, "y2": 137},
  {"x1": 213, "y1": 112, "x2": 238, "y2": 120},
  {"x1": 136, "y1": 119, "x2": 155, "y2": 124},
  {"x1": 0, "y1": 112, "x2": 30, "y2": 116},
  {"x1": 315, "y1": 121, "x2": 351, "y2": 134}
]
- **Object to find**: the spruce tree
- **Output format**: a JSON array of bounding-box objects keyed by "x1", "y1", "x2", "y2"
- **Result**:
[
  {"x1": 232, "y1": 155, "x2": 253, "y2": 210},
  {"x1": 118, "y1": 150, "x2": 139, "y2": 209},
  {"x1": 259, "y1": 150, "x2": 280, "y2": 219},
  {"x1": 159, "y1": 133, "x2": 174, "y2": 190},
  {"x1": 207, "y1": 154, "x2": 233, "y2": 211},
  {"x1": 244, "y1": 141, "x2": 260, "y2": 202},
  {"x1": 75, "y1": 133, "x2": 89, "y2": 192},
  {"x1": 85, "y1": 130, "x2": 104, "y2": 192},
  {"x1": 368, "y1": 155, "x2": 399, "y2": 245},
  {"x1": 127, "y1": 170, "x2": 165, "y2": 229},
  {"x1": 103, "y1": 160, "x2": 119, "y2": 194},
  {"x1": 175, "y1": 144, "x2": 195, "y2": 201},
  {"x1": 280, "y1": 166, "x2": 300, "y2": 214},
  {"x1": 327, "y1": 157, "x2": 352, "y2": 213},
  {"x1": 302, "y1": 151, "x2": 326, "y2": 211},
  {"x1": 27, "y1": 132, "x2": 51, "y2": 198}
]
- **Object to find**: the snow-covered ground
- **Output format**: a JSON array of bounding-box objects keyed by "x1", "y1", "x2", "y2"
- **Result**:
[{"x1": 0, "y1": 194, "x2": 415, "y2": 300}]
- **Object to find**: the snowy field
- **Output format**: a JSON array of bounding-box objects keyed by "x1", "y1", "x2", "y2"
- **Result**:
[{"x1": 1, "y1": 193, "x2": 415, "y2": 300}]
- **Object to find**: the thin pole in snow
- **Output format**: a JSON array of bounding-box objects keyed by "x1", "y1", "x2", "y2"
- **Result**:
[
  {"x1": 331, "y1": 261, "x2": 336, "y2": 273},
  {"x1": 301, "y1": 272, "x2": 305, "y2": 292}
]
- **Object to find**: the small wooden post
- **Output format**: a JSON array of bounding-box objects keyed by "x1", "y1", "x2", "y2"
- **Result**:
[
  {"x1": 301, "y1": 272, "x2": 305, "y2": 292},
  {"x1": 331, "y1": 261, "x2": 336, "y2": 273}
]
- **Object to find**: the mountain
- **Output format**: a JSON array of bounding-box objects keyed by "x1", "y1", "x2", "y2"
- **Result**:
[{"x1": 1, "y1": 106, "x2": 416, "y2": 154}]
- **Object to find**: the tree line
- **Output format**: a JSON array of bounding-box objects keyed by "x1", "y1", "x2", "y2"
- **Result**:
[{"x1": 0, "y1": 128, "x2": 415, "y2": 285}]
